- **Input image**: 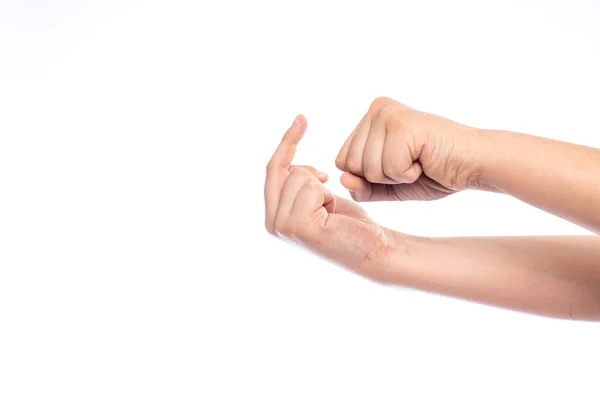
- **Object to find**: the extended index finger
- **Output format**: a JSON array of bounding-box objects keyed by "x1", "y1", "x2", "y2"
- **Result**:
[
  {"x1": 265, "y1": 115, "x2": 307, "y2": 233},
  {"x1": 268, "y1": 114, "x2": 307, "y2": 170}
]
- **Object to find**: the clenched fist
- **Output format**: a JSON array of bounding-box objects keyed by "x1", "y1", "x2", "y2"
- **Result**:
[
  {"x1": 264, "y1": 115, "x2": 398, "y2": 281},
  {"x1": 336, "y1": 97, "x2": 488, "y2": 201}
]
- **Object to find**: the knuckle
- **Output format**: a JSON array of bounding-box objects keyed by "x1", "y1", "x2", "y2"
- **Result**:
[
  {"x1": 403, "y1": 174, "x2": 418, "y2": 184},
  {"x1": 370, "y1": 96, "x2": 392, "y2": 111},
  {"x1": 363, "y1": 166, "x2": 382, "y2": 183},
  {"x1": 307, "y1": 180, "x2": 322, "y2": 192},
  {"x1": 393, "y1": 112, "x2": 412, "y2": 128},
  {"x1": 387, "y1": 111, "x2": 415, "y2": 135},
  {"x1": 346, "y1": 156, "x2": 363, "y2": 174},
  {"x1": 289, "y1": 166, "x2": 310, "y2": 179},
  {"x1": 382, "y1": 159, "x2": 399, "y2": 179},
  {"x1": 274, "y1": 219, "x2": 291, "y2": 236},
  {"x1": 335, "y1": 154, "x2": 346, "y2": 170},
  {"x1": 304, "y1": 179, "x2": 319, "y2": 189},
  {"x1": 376, "y1": 102, "x2": 398, "y2": 122},
  {"x1": 266, "y1": 160, "x2": 277, "y2": 172},
  {"x1": 299, "y1": 180, "x2": 320, "y2": 198},
  {"x1": 404, "y1": 167, "x2": 420, "y2": 183},
  {"x1": 265, "y1": 221, "x2": 275, "y2": 235},
  {"x1": 302, "y1": 166, "x2": 317, "y2": 176}
]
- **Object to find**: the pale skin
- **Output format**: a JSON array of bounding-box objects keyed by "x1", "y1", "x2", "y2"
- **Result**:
[{"x1": 264, "y1": 97, "x2": 600, "y2": 321}]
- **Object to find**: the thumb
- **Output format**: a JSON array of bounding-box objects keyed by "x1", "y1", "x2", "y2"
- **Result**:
[
  {"x1": 340, "y1": 172, "x2": 396, "y2": 202},
  {"x1": 340, "y1": 172, "x2": 371, "y2": 201}
]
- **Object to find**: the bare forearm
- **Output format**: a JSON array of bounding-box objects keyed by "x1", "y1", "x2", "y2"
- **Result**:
[
  {"x1": 384, "y1": 232, "x2": 600, "y2": 320},
  {"x1": 479, "y1": 129, "x2": 600, "y2": 233}
]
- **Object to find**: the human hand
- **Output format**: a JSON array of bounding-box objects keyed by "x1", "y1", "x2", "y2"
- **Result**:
[
  {"x1": 335, "y1": 97, "x2": 488, "y2": 202},
  {"x1": 264, "y1": 115, "x2": 393, "y2": 280}
]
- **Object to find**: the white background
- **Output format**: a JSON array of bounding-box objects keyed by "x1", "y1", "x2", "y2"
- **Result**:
[{"x1": 1, "y1": 1, "x2": 600, "y2": 399}]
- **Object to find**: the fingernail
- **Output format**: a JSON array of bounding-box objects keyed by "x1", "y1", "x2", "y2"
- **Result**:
[
  {"x1": 317, "y1": 170, "x2": 328, "y2": 179},
  {"x1": 292, "y1": 115, "x2": 302, "y2": 128}
]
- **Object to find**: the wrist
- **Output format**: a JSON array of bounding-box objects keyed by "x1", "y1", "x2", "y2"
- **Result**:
[
  {"x1": 466, "y1": 128, "x2": 507, "y2": 192},
  {"x1": 380, "y1": 229, "x2": 436, "y2": 285}
]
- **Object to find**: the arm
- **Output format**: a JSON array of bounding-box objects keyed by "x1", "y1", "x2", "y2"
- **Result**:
[
  {"x1": 480, "y1": 130, "x2": 600, "y2": 234},
  {"x1": 266, "y1": 114, "x2": 600, "y2": 321},
  {"x1": 334, "y1": 97, "x2": 600, "y2": 234},
  {"x1": 384, "y1": 232, "x2": 600, "y2": 320}
]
